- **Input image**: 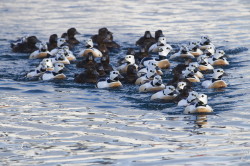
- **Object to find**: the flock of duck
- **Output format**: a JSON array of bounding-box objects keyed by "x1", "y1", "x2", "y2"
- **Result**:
[{"x1": 10, "y1": 27, "x2": 229, "y2": 114}]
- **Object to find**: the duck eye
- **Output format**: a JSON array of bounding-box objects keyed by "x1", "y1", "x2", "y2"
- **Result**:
[
  {"x1": 217, "y1": 70, "x2": 220, "y2": 72},
  {"x1": 150, "y1": 70, "x2": 152, "y2": 72},
  {"x1": 202, "y1": 95, "x2": 204, "y2": 97},
  {"x1": 128, "y1": 56, "x2": 131, "y2": 58}
]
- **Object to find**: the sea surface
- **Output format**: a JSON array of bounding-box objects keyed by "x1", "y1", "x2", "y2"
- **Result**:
[{"x1": 0, "y1": 0, "x2": 250, "y2": 165}]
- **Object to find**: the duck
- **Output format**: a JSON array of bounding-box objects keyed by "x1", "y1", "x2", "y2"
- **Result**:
[
  {"x1": 202, "y1": 68, "x2": 227, "y2": 88},
  {"x1": 182, "y1": 67, "x2": 200, "y2": 82},
  {"x1": 74, "y1": 67, "x2": 100, "y2": 84},
  {"x1": 122, "y1": 65, "x2": 138, "y2": 84},
  {"x1": 199, "y1": 35, "x2": 215, "y2": 51},
  {"x1": 50, "y1": 50, "x2": 70, "y2": 65},
  {"x1": 188, "y1": 41, "x2": 203, "y2": 57},
  {"x1": 136, "y1": 31, "x2": 155, "y2": 50},
  {"x1": 50, "y1": 38, "x2": 67, "y2": 55},
  {"x1": 208, "y1": 50, "x2": 229, "y2": 66},
  {"x1": 97, "y1": 53, "x2": 113, "y2": 74},
  {"x1": 66, "y1": 27, "x2": 80, "y2": 46},
  {"x1": 76, "y1": 52, "x2": 96, "y2": 69},
  {"x1": 92, "y1": 27, "x2": 112, "y2": 44},
  {"x1": 137, "y1": 60, "x2": 163, "y2": 77},
  {"x1": 139, "y1": 75, "x2": 165, "y2": 92},
  {"x1": 96, "y1": 71, "x2": 123, "y2": 88},
  {"x1": 47, "y1": 34, "x2": 58, "y2": 51},
  {"x1": 117, "y1": 55, "x2": 138, "y2": 74},
  {"x1": 29, "y1": 42, "x2": 51, "y2": 59},
  {"x1": 148, "y1": 35, "x2": 172, "y2": 53},
  {"x1": 197, "y1": 55, "x2": 214, "y2": 71},
  {"x1": 150, "y1": 86, "x2": 177, "y2": 101},
  {"x1": 41, "y1": 63, "x2": 66, "y2": 80},
  {"x1": 177, "y1": 91, "x2": 199, "y2": 107},
  {"x1": 27, "y1": 58, "x2": 54, "y2": 78},
  {"x1": 11, "y1": 35, "x2": 40, "y2": 53},
  {"x1": 170, "y1": 45, "x2": 195, "y2": 60},
  {"x1": 61, "y1": 46, "x2": 76, "y2": 61},
  {"x1": 156, "y1": 46, "x2": 172, "y2": 69},
  {"x1": 135, "y1": 67, "x2": 157, "y2": 85},
  {"x1": 188, "y1": 62, "x2": 204, "y2": 78},
  {"x1": 78, "y1": 38, "x2": 103, "y2": 58},
  {"x1": 174, "y1": 81, "x2": 192, "y2": 101},
  {"x1": 184, "y1": 93, "x2": 213, "y2": 114},
  {"x1": 95, "y1": 64, "x2": 107, "y2": 78}
]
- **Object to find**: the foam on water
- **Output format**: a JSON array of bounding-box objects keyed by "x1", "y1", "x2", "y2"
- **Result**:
[{"x1": 0, "y1": 0, "x2": 250, "y2": 165}]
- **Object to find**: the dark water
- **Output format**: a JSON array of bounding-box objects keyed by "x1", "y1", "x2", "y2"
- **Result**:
[{"x1": 1, "y1": 0, "x2": 250, "y2": 165}]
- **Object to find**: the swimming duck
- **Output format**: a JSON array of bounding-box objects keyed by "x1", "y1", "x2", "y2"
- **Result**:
[
  {"x1": 76, "y1": 52, "x2": 96, "y2": 69},
  {"x1": 202, "y1": 68, "x2": 227, "y2": 88},
  {"x1": 98, "y1": 53, "x2": 113, "y2": 74},
  {"x1": 95, "y1": 64, "x2": 107, "y2": 78},
  {"x1": 148, "y1": 35, "x2": 172, "y2": 53},
  {"x1": 41, "y1": 63, "x2": 66, "y2": 80},
  {"x1": 50, "y1": 50, "x2": 70, "y2": 65},
  {"x1": 208, "y1": 50, "x2": 229, "y2": 66},
  {"x1": 188, "y1": 62, "x2": 204, "y2": 78},
  {"x1": 29, "y1": 42, "x2": 51, "y2": 59},
  {"x1": 96, "y1": 71, "x2": 123, "y2": 88},
  {"x1": 50, "y1": 38, "x2": 67, "y2": 55},
  {"x1": 74, "y1": 67, "x2": 100, "y2": 84},
  {"x1": 170, "y1": 45, "x2": 195, "y2": 60},
  {"x1": 139, "y1": 75, "x2": 165, "y2": 92},
  {"x1": 199, "y1": 35, "x2": 215, "y2": 51},
  {"x1": 182, "y1": 67, "x2": 200, "y2": 82},
  {"x1": 184, "y1": 93, "x2": 213, "y2": 114},
  {"x1": 11, "y1": 36, "x2": 40, "y2": 53},
  {"x1": 197, "y1": 55, "x2": 214, "y2": 71},
  {"x1": 92, "y1": 27, "x2": 112, "y2": 44},
  {"x1": 47, "y1": 34, "x2": 58, "y2": 51},
  {"x1": 66, "y1": 27, "x2": 80, "y2": 46},
  {"x1": 136, "y1": 31, "x2": 155, "y2": 50},
  {"x1": 61, "y1": 46, "x2": 76, "y2": 61},
  {"x1": 78, "y1": 39, "x2": 103, "y2": 58},
  {"x1": 188, "y1": 41, "x2": 203, "y2": 57},
  {"x1": 27, "y1": 58, "x2": 54, "y2": 78},
  {"x1": 122, "y1": 65, "x2": 138, "y2": 84},
  {"x1": 177, "y1": 91, "x2": 198, "y2": 107},
  {"x1": 150, "y1": 86, "x2": 177, "y2": 101},
  {"x1": 137, "y1": 60, "x2": 163, "y2": 77},
  {"x1": 117, "y1": 55, "x2": 138, "y2": 74},
  {"x1": 135, "y1": 67, "x2": 157, "y2": 85}
]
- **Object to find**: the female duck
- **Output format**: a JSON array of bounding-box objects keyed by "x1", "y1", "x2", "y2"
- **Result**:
[
  {"x1": 139, "y1": 75, "x2": 165, "y2": 92},
  {"x1": 41, "y1": 63, "x2": 66, "y2": 80},
  {"x1": 74, "y1": 67, "x2": 100, "y2": 84},
  {"x1": 202, "y1": 68, "x2": 227, "y2": 88},
  {"x1": 151, "y1": 86, "x2": 177, "y2": 101},
  {"x1": 96, "y1": 71, "x2": 123, "y2": 88}
]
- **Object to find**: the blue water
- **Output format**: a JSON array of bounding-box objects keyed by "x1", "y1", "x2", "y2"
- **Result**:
[{"x1": 1, "y1": 0, "x2": 250, "y2": 165}]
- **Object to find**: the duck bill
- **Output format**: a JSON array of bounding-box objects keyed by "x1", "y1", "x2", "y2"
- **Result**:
[{"x1": 75, "y1": 31, "x2": 81, "y2": 35}]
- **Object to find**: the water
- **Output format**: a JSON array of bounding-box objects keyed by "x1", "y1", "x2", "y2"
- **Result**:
[{"x1": 0, "y1": 0, "x2": 250, "y2": 165}]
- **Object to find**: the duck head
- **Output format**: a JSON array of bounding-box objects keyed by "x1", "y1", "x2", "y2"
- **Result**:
[
  {"x1": 214, "y1": 50, "x2": 225, "y2": 59},
  {"x1": 85, "y1": 39, "x2": 94, "y2": 48},
  {"x1": 146, "y1": 67, "x2": 157, "y2": 79},
  {"x1": 27, "y1": 36, "x2": 40, "y2": 47},
  {"x1": 155, "y1": 30, "x2": 163, "y2": 41},
  {"x1": 67, "y1": 27, "x2": 80, "y2": 38},
  {"x1": 152, "y1": 75, "x2": 163, "y2": 86},
  {"x1": 163, "y1": 86, "x2": 176, "y2": 96},
  {"x1": 158, "y1": 45, "x2": 172, "y2": 56},
  {"x1": 57, "y1": 38, "x2": 66, "y2": 47},
  {"x1": 200, "y1": 35, "x2": 211, "y2": 45},
  {"x1": 157, "y1": 35, "x2": 167, "y2": 46},
  {"x1": 41, "y1": 58, "x2": 54, "y2": 71},
  {"x1": 110, "y1": 71, "x2": 123, "y2": 81},
  {"x1": 177, "y1": 81, "x2": 187, "y2": 91},
  {"x1": 188, "y1": 41, "x2": 199, "y2": 50},
  {"x1": 213, "y1": 68, "x2": 224, "y2": 79},
  {"x1": 204, "y1": 45, "x2": 215, "y2": 55},
  {"x1": 187, "y1": 91, "x2": 199, "y2": 103},
  {"x1": 49, "y1": 34, "x2": 58, "y2": 44},
  {"x1": 55, "y1": 51, "x2": 67, "y2": 61},
  {"x1": 38, "y1": 42, "x2": 48, "y2": 52},
  {"x1": 54, "y1": 63, "x2": 65, "y2": 73},
  {"x1": 197, "y1": 93, "x2": 208, "y2": 105},
  {"x1": 121, "y1": 55, "x2": 135, "y2": 65},
  {"x1": 144, "y1": 31, "x2": 152, "y2": 39}
]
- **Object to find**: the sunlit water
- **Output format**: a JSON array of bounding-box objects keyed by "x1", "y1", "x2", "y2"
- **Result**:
[{"x1": 0, "y1": 0, "x2": 250, "y2": 165}]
